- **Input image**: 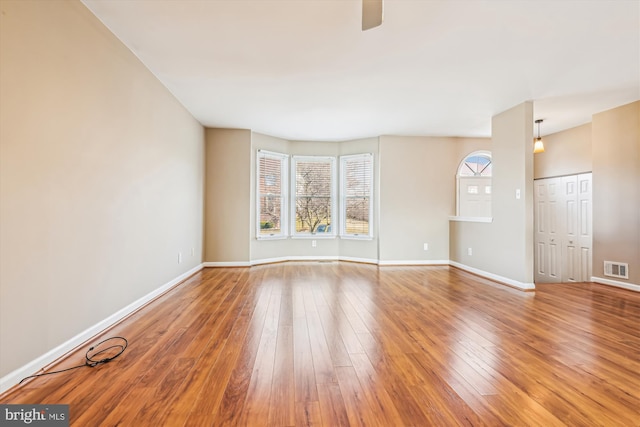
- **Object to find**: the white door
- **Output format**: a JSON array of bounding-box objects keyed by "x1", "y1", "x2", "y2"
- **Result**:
[
  {"x1": 576, "y1": 173, "x2": 593, "y2": 281},
  {"x1": 534, "y1": 173, "x2": 592, "y2": 283},
  {"x1": 535, "y1": 178, "x2": 562, "y2": 283},
  {"x1": 562, "y1": 175, "x2": 579, "y2": 282}
]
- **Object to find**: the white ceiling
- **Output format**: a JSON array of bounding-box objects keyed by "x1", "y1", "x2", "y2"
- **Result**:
[{"x1": 82, "y1": 0, "x2": 639, "y2": 141}]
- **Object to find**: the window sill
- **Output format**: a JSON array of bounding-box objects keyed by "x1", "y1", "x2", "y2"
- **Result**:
[
  {"x1": 449, "y1": 216, "x2": 493, "y2": 223},
  {"x1": 257, "y1": 235, "x2": 375, "y2": 241},
  {"x1": 291, "y1": 235, "x2": 336, "y2": 239},
  {"x1": 340, "y1": 235, "x2": 374, "y2": 241},
  {"x1": 257, "y1": 235, "x2": 288, "y2": 240}
]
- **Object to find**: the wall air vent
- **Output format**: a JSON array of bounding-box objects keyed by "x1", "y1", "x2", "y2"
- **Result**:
[{"x1": 604, "y1": 261, "x2": 629, "y2": 279}]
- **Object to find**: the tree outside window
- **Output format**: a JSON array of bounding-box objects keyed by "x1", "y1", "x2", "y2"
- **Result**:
[{"x1": 293, "y1": 157, "x2": 335, "y2": 234}]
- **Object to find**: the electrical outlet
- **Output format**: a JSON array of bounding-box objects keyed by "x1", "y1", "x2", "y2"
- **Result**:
[
  {"x1": 178, "y1": 252, "x2": 182, "y2": 263},
  {"x1": 312, "y1": 240, "x2": 317, "y2": 248},
  {"x1": 191, "y1": 247, "x2": 195, "y2": 257},
  {"x1": 467, "y1": 247, "x2": 473, "y2": 256},
  {"x1": 423, "y1": 243, "x2": 429, "y2": 251},
  {"x1": 515, "y1": 189, "x2": 521, "y2": 199}
]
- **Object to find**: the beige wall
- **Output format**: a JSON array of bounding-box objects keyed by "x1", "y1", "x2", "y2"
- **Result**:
[
  {"x1": 214, "y1": 133, "x2": 490, "y2": 265},
  {"x1": 204, "y1": 129, "x2": 252, "y2": 263},
  {"x1": 534, "y1": 123, "x2": 592, "y2": 179},
  {"x1": 450, "y1": 102, "x2": 535, "y2": 286},
  {"x1": 379, "y1": 136, "x2": 490, "y2": 263},
  {"x1": 592, "y1": 101, "x2": 640, "y2": 285},
  {"x1": 0, "y1": 0, "x2": 204, "y2": 378}
]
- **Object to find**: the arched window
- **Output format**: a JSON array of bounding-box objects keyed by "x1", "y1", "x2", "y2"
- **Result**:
[{"x1": 457, "y1": 151, "x2": 492, "y2": 217}]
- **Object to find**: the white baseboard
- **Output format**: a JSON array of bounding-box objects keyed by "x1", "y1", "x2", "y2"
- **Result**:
[
  {"x1": 249, "y1": 256, "x2": 291, "y2": 266},
  {"x1": 337, "y1": 256, "x2": 379, "y2": 265},
  {"x1": 591, "y1": 276, "x2": 640, "y2": 292},
  {"x1": 378, "y1": 259, "x2": 449, "y2": 266},
  {"x1": 208, "y1": 256, "x2": 378, "y2": 267},
  {"x1": 252, "y1": 256, "x2": 341, "y2": 265},
  {"x1": 279, "y1": 256, "x2": 339, "y2": 263},
  {"x1": 0, "y1": 263, "x2": 204, "y2": 395},
  {"x1": 231, "y1": 257, "x2": 440, "y2": 267},
  {"x1": 203, "y1": 261, "x2": 251, "y2": 267},
  {"x1": 449, "y1": 261, "x2": 536, "y2": 291}
]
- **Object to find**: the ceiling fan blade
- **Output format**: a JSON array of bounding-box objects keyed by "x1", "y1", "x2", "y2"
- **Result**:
[{"x1": 362, "y1": 0, "x2": 383, "y2": 31}]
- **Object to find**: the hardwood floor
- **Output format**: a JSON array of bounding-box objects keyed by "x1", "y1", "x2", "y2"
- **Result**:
[{"x1": 2, "y1": 262, "x2": 639, "y2": 426}]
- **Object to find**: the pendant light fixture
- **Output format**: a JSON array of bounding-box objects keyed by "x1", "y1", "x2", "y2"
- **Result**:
[{"x1": 534, "y1": 119, "x2": 545, "y2": 153}]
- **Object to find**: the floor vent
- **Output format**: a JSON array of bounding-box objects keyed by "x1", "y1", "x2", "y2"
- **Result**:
[{"x1": 604, "y1": 261, "x2": 629, "y2": 279}]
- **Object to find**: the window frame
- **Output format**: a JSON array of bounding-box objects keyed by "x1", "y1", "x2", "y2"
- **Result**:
[
  {"x1": 339, "y1": 153, "x2": 374, "y2": 239},
  {"x1": 256, "y1": 150, "x2": 289, "y2": 240},
  {"x1": 291, "y1": 155, "x2": 337, "y2": 238}
]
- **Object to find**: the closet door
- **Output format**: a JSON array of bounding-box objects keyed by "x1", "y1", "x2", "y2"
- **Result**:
[
  {"x1": 534, "y1": 178, "x2": 562, "y2": 283},
  {"x1": 562, "y1": 175, "x2": 579, "y2": 282},
  {"x1": 534, "y1": 173, "x2": 592, "y2": 283},
  {"x1": 576, "y1": 173, "x2": 593, "y2": 281},
  {"x1": 560, "y1": 174, "x2": 593, "y2": 282}
]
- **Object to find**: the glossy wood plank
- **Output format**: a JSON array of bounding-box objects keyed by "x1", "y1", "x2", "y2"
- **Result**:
[
  {"x1": 2, "y1": 262, "x2": 640, "y2": 426},
  {"x1": 316, "y1": 382, "x2": 350, "y2": 427},
  {"x1": 268, "y1": 287, "x2": 295, "y2": 427}
]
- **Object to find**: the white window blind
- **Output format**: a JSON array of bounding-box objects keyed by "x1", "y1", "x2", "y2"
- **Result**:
[
  {"x1": 257, "y1": 150, "x2": 288, "y2": 238},
  {"x1": 292, "y1": 156, "x2": 335, "y2": 235},
  {"x1": 340, "y1": 154, "x2": 373, "y2": 238}
]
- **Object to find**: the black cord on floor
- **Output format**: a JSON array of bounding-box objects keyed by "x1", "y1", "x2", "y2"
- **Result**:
[{"x1": 19, "y1": 336, "x2": 128, "y2": 384}]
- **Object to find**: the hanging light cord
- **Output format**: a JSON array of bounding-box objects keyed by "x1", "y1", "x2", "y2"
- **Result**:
[
  {"x1": 19, "y1": 336, "x2": 128, "y2": 384},
  {"x1": 537, "y1": 120, "x2": 541, "y2": 139},
  {"x1": 536, "y1": 119, "x2": 543, "y2": 140}
]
